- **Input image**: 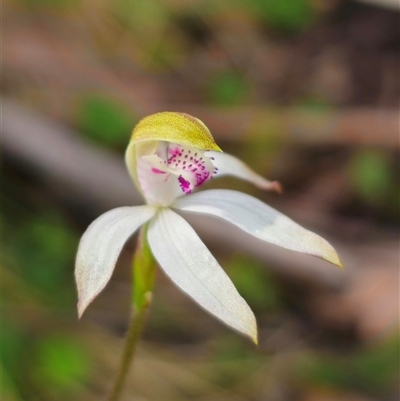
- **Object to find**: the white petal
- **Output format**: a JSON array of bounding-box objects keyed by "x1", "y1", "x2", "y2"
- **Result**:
[
  {"x1": 75, "y1": 205, "x2": 156, "y2": 317},
  {"x1": 206, "y1": 151, "x2": 281, "y2": 193},
  {"x1": 147, "y1": 208, "x2": 257, "y2": 342},
  {"x1": 173, "y1": 189, "x2": 342, "y2": 267}
]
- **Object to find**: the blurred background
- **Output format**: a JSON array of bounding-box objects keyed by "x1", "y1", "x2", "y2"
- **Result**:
[{"x1": 2, "y1": 0, "x2": 399, "y2": 400}]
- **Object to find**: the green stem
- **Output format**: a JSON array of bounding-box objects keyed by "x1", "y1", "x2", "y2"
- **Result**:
[
  {"x1": 106, "y1": 224, "x2": 156, "y2": 401},
  {"x1": 105, "y1": 305, "x2": 149, "y2": 401}
]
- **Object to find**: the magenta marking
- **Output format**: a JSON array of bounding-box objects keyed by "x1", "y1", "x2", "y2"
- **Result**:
[
  {"x1": 195, "y1": 171, "x2": 210, "y2": 187},
  {"x1": 178, "y1": 175, "x2": 192, "y2": 194},
  {"x1": 151, "y1": 168, "x2": 166, "y2": 174}
]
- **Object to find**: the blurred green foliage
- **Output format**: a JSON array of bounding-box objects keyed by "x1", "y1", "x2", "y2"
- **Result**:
[
  {"x1": 34, "y1": 335, "x2": 90, "y2": 394},
  {"x1": 75, "y1": 94, "x2": 136, "y2": 148},
  {"x1": 113, "y1": 0, "x2": 186, "y2": 70},
  {"x1": 2, "y1": 321, "x2": 25, "y2": 400},
  {"x1": 145, "y1": 38, "x2": 186, "y2": 71},
  {"x1": 2, "y1": 175, "x2": 92, "y2": 400},
  {"x1": 114, "y1": 0, "x2": 169, "y2": 33},
  {"x1": 227, "y1": 254, "x2": 280, "y2": 312},
  {"x1": 206, "y1": 70, "x2": 251, "y2": 107},
  {"x1": 209, "y1": 334, "x2": 264, "y2": 388},
  {"x1": 294, "y1": 334, "x2": 400, "y2": 396},
  {"x1": 3, "y1": 207, "x2": 78, "y2": 313},
  {"x1": 251, "y1": 0, "x2": 316, "y2": 34},
  {"x1": 347, "y1": 149, "x2": 396, "y2": 205}
]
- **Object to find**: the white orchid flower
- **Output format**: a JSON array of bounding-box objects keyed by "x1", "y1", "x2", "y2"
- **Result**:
[{"x1": 75, "y1": 112, "x2": 342, "y2": 343}]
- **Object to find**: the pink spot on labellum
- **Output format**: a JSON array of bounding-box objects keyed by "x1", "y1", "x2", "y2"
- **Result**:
[{"x1": 152, "y1": 168, "x2": 166, "y2": 174}]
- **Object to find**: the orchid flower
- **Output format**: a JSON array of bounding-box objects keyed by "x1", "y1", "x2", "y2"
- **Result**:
[{"x1": 75, "y1": 112, "x2": 342, "y2": 343}]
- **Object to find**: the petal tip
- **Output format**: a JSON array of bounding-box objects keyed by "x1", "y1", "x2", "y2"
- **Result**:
[
  {"x1": 335, "y1": 256, "x2": 344, "y2": 269},
  {"x1": 308, "y1": 232, "x2": 343, "y2": 269},
  {"x1": 245, "y1": 317, "x2": 258, "y2": 345},
  {"x1": 270, "y1": 181, "x2": 283, "y2": 194},
  {"x1": 322, "y1": 248, "x2": 343, "y2": 269},
  {"x1": 77, "y1": 300, "x2": 87, "y2": 319},
  {"x1": 255, "y1": 179, "x2": 283, "y2": 194}
]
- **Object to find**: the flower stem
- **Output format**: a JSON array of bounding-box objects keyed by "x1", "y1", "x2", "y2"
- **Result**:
[
  {"x1": 106, "y1": 304, "x2": 150, "y2": 401},
  {"x1": 106, "y1": 224, "x2": 156, "y2": 401}
]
